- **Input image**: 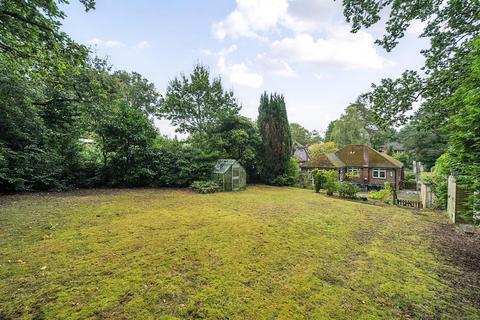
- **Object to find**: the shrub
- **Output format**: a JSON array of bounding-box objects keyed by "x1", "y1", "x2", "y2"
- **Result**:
[
  {"x1": 312, "y1": 169, "x2": 327, "y2": 192},
  {"x1": 368, "y1": 182, "x2": 393, "y2": 203},
  {"x1": 403, "y1": 171, "x2": 417, "y2": 189},
  {"x1": 191, "y1": 180, "x2": 220, "y2": 194},
  {"x1": 338, "y1": 182, "x2": 359, "y2": 199},
  {"x1": 324, "y1": 171, "x2": 338, "y2": 196},
  {"x1": 271, "y1": 156, "x2": 300, "y2": 186},
  {"x1": 312, "y1": 169, "x2": 337, "y2": 194}
]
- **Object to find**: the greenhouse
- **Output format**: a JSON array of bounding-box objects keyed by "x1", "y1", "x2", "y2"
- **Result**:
[{"x1": 212, "y1": 159, "x2": 247, "y2": 191}]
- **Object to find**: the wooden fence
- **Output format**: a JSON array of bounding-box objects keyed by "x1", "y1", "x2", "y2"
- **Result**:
[
  {"x1": 420, "y1": 183, "x2": 435, "y2": 209},
  {"x1": 395, "y1": 198, "x2": 423, "y2": 209}
]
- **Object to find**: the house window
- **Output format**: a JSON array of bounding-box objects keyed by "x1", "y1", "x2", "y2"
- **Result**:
[
  {"x1": 346, "y1": 167, "x2": 361, "y2": 178},
  {"x1": 372, "y1": 168, "x2": 386, "y2": 179}
]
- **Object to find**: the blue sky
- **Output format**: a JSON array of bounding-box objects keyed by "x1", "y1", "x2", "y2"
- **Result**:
[{"x1": 61, "y1": 0, "x2": 428, "y2": 137}]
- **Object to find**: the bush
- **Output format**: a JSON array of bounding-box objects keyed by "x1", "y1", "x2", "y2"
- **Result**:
[
  {"x1": 403, "y1": 171, "x2": 417, "y2": 189},
  {"x1": 312, "y1": 169, "x2": 327, "y2": 192},
  {"x1": 368, "y1": 182, "x2": 393, "y2": 203},
  {"x1": 338, "y1": 182, "x2": 359, "y2": 199},
  {"x1": 312, "y1": 169, "x2": 337, "y2": 194},
  {"x1": 325, "y1": 170, "x2": 338, "y2": 195},
  {"x1": 191, "y1": 180, "x2": 220, "y2": 194},
  {"x1": 271, "y1": 156, "x2": 300, "y2": 186}
]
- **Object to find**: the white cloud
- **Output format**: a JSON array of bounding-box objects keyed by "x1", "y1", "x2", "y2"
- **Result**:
[
  {"x1": 213, "y1": 45, "x2": 263, "y2": 88},
  {"x1": 256, "y1": 53, "x2": 296, "y2": 77},
  {"x1": 270, "y1": 28, "x2": 388, "y2": 69},
  {"x1": 212, "y1": 0, "x2": 345, "y2": 39},
  {"x1": 135, "y1": 40, "x2": 151, "y2": 49},
  {"x1": 218, "y1": 57, "x2": 264, "y2": 87},
  {"x1": 205, "y1": 45, "x2": 292, "y2": 85},
  {"x1": 87, "y1": 37, "x2": 126, "y2": 48},
  {"x1": 211, "y1": 0, "x2": 388, "y2": 71},
  {"x1": 282, "y1": 0, "x2": 341, "y2": 32},
  {"x1": 212, "y1": 0, "x2": 288, "y2": 40}
]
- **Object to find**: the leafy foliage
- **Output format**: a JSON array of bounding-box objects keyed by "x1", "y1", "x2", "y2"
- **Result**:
[
  {"x1": 324, "y1": 120, "x2": 337, "y2": 142},
  {"x1": 338, "y1": 181, "x2": 360, "y2": 199},
  {"x1": 161, "y1": 64, "x2": 240, "y2": 135},
  {"x1": 312, "y1": 169, "x2": 338, "y2": 195},
  {"x1": 0, "y1": 0, "x2": 94, "y2": 61},
  {"x1": 309, "y1": 142, "x2": 338, "y2": 162},
  {"x1": 368, "y1": 182, "x2": 393, "y2": 203},
  {"x1": 342, "y1": 0, "x2": 480, "y2": 128},
  {"x1": 198, "y1": 115, "x2": 261, "y2": 181},
  {"x1": 402, "y1": 171, "x2": 417, "y2": 190},
  {"x1": 271, "y1": 156, "x2": 300, "y2": 186},
  {"x1": 397, "y1": 123, "x2": 447, "y2": 169},
  {"x1": 330, "y1": 104, "x2": 370, "y2": 147},
  {"x1": 289, "y1": 123, "x2": 322, "y2": 146}
]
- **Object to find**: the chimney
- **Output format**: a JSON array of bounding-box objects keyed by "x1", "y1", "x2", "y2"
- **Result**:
[{"x1": 363, "y1": 145, "x2": 369, "y2": 167}]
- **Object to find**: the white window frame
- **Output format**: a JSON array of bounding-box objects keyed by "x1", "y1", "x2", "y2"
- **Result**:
[{"x1": 372, "y1": 168, "x2": 387, "y2": 179}]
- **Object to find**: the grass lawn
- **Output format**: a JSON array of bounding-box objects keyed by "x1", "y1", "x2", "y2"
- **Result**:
[{"x1": 1, "y1": 186, "x2": 479, "y2": 319}]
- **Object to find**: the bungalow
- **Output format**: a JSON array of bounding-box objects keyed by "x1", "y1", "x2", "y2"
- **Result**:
[{"x1": 297, "y1": 144, "x2": 404, "y2": 190}]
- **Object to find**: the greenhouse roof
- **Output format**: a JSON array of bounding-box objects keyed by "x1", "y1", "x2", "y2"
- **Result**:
[{"x1": 213, "y1": 159, "x2": 238, "y2": 174}]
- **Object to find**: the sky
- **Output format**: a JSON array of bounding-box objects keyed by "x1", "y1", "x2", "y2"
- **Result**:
[{"x1": 60, "y1": 0, "x2": 429, "y2": 137}]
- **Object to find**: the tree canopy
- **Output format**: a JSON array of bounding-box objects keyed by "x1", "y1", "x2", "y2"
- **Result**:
[
  {"x1": 330, "y1": 104, "x2": 370, "y2": 148},
  {"x1": 161, "y1": 64, "x2": 240, "y2": 135},
  {"x1": 342, "y1": 0, "x2": 480, "y2": 129},
  {"x1": 290, "y1": 123, "x2": 322, "y2": 146}
]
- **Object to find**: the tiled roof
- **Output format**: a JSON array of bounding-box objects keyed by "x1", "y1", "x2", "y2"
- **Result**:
[
  {"x1": 294, "y1": 147, "x2": 310, "y2": 162},
  {"x1": 303, "y1": 153, "x2": 344, "y2": 168},
  {"x1": 335, "y1": 144, "x2": 403, "y2": 168}
]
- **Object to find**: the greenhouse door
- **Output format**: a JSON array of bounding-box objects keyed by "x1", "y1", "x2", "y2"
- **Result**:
[{"x1": 232, "y1": 166, "x2": 240, "y2": 191}]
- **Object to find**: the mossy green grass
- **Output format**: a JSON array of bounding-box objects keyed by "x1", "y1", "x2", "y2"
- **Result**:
[{"x1": 0, "y1": 186, "x2": 477, "y2": 319}]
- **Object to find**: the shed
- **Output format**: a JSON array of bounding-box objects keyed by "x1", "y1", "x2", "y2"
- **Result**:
[{"x1": 212, "y1": 159, "x2": 246, "y2": 191}]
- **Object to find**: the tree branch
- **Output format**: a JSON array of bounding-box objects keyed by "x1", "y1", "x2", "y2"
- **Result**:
[{"x1": 0, "y1": 9, "x2": 54, "y2": 33}]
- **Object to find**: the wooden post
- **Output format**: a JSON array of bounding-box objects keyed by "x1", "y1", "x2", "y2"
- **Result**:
[
  {"x1": 474, "y1": 191, "x2": 480, "y2": 224},
  {"x1": 447, "y1": 175, "x2": 456, "y2": 223}
]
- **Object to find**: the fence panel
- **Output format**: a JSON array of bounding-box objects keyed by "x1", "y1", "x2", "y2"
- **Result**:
[{"x1": 395, "y1": 198, "x2": 423, "y2": 209}]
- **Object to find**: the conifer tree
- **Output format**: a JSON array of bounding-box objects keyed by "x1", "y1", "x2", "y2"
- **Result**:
[{"x1": 257, "y1": 92, "x2": 292, "y2": 184}]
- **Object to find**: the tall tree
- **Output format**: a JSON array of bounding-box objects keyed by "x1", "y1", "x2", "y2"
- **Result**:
[
  {"x1": 200, "y1": 115, "x2": 262, "y2": 180},
  {"x1": 342, "y1": 0, "x2": 480, "y2": 129},
  {"x1": 0, "y1": 0, "x2": 95, "y2": 60},
  {"x1": 290, "y1": 123, "x2": 322, "y2": 146},
  {"x1": 397, "y1": 123, "x2": 447, "y2": 169},
  {"x1": 161, "y1": 64, "x2": 240, "y2": 135},
  {"x1": 257, "y1": 92, "x2": 292, "y2": 184},
  {"x1": 0, "y1": 0, "x2": 100, "y2": 191},
  {"x1": 330, "y1": 104, "x2": 370, "y2": 147},
  {"x1": 324, "y1": 120, "x2": 337, "y2": 142}
]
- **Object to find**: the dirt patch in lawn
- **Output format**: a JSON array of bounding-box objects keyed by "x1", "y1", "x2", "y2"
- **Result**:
[{"x1": 431, "y1": 221, "x2": 480, "y2": 310}]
